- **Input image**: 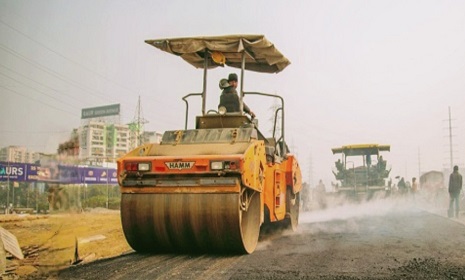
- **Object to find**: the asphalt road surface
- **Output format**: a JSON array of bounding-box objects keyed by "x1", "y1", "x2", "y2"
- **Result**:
[{"x1": 57, "y1": 197, "x2": 465, "y2": 280}]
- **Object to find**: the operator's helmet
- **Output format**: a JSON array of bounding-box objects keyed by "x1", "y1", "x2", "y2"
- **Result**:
[{"x1": 219, "y1": 78, "x2": 230, "y2": 89}]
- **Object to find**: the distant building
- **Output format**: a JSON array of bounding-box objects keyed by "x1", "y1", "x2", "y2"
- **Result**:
[
  {"x1": 0, "y1": 128, "x2": 161, "y2": 167},
  {"x1": 0, "y1": 145, "x2": 40, "y2": 163},
  {"x1": 79, "y1": 121, "x2": 130, "y2": 163},
  {"x1": 141, "y1": 131, "x2": 163, "y2": 145},
  {"x1": 2, "y1": 103, "x2": 166, "y2": 166}
]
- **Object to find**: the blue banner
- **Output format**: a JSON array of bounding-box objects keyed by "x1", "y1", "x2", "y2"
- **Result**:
[
  {"x1": 0, "y1": 162, "x2": 27, "y2": 181},
  {"x1": 0, "y1": 162, "x2": 117, "y2": 185}
]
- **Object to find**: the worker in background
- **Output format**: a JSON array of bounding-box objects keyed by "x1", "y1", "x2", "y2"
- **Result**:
[
  {"x1": 218, "y1": 73, "x2": 255, "y2": 118},
  {"x1": 397, "y1": 177, "x2": 407, "y2": 196},
  {"x1": 315, "y1": 179, "x2": 327, "y2": 209},
  {"x1": 335, "y1": 159, "x2": 343, "y2": 172},
  {"x1": 411, "y1": 177, "x2": 418, "y2": 202},
  {"x1": 366, "y1": 154, "x2": 372, "y2": 167},
  {"x1": 448, "y1": 165, "x2": 463, "y2": 218},
  {"x1": 377, "y1": 156, "x2": 386, "y2": 170},
  {"x1": 300, "y1": 182, "x2": 310, "y2": 211}
]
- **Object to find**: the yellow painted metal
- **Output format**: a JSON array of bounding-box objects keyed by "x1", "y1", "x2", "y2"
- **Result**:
[
  {"x1": 286, "y1": 154, "x2": 302, "y2": 195},
  {"x1": 331, "y1": 143, "x2": 391, "y2": 155},
  {"x1": 241, "y1": 141, "x2": 266, "y2": 193},
  {"x1": 262, "y1": 162, "x2": 286, "y2": 222}
]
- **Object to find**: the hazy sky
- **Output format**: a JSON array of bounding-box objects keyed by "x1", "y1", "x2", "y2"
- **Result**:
[{"x1": 1, "y1": 0, "x2": 464, "y2": 186}]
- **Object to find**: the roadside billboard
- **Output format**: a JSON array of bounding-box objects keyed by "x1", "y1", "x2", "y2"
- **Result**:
[
  {"x1": 81, "y1": 104, "x2": 120, "y2": 119},
  {"x1": 0, "y1": 162, "x2": 27, "y2": 181},
  {"x1": 0, "y1": 162, "x2": 117, "y2": 185}
]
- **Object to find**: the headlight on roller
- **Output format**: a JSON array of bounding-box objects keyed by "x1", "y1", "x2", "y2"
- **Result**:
[
  {"x1": 138, "y1": 163, "x2": 150, "y2": 171},
  {"x1": 210, "y1": 161, "x2": 224, "y2": 170}
]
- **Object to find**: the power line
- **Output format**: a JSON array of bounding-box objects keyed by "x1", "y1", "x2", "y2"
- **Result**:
[
  {"x1": 0, "y1": 130, "x2": 70, "y2": 134},
  {"x1": 0, "y1": 71, "x2": 79, "y2": 110},
  {"x1": 0, "y1": 44, "x2": 112, "y2": 104},
  {"x1": 0, "y1": 18, "x2": 136, "y2": 96},
  {"x1": 0, "y1": 63, "x2": 87, "y2": 107},
  {"x1": 0, "y1": 84, "x2": 76, "y2": 116}
]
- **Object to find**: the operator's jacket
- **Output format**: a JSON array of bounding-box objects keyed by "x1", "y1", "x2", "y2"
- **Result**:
[
  {"x1": 449, "y1": 171, "x2": 463, "y2": 195},
  {"x1": 219, "y1": 87, "x2": 252, "y2": 115}
]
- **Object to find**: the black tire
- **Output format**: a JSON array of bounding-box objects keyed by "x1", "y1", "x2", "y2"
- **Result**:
[{"x1": 284, "y1": 188, "x2": 300, "y2": 231}]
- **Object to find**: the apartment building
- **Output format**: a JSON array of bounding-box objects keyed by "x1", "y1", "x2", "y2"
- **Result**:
[
  {"x1": 0, "y1": 146, "x2": 40, "y2": 163},
  {"x1": 79, "y1": 121, "x2": 130, "y2": 163},
  {"x1": 0, "y1": 128, "x2": 161, "y2": 165}
]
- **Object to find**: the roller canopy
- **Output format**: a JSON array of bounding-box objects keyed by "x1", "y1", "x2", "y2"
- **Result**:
[
  {"x1": 145, "y1": 34, "x2": 290, "y2": 73},
  {"x1": 332, "y1": 144, "x2": 391, "y2": 156}
]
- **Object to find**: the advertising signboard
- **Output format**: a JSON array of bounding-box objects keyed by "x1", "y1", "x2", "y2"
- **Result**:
[
  {"x1": 81, "y1": 167, "x2": 117, "y2": 184},
  {"x1": 0, "y1": 162, "x2": 117, "y2": 185},
  {"x1": 81, "y1": 104, "x2": 120, "y2": 119},
  {"x1": 0, "y1": 162, "x2": 27, "y2": 181}
]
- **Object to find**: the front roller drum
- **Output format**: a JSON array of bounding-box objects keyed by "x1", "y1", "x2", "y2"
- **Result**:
[{"x1": 121, "y1": 190, "x2": 261, "y2": 254}]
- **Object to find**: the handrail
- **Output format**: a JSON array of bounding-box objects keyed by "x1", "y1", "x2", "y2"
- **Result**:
[
  {"x1": 182, "y1": 93, "x2": 202, "y2": 130},
  {"x1": 243, "y1": 91, "x2": 286, "y2": 156}
]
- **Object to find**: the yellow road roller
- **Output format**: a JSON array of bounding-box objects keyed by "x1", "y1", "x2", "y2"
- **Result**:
[{"x1": 117, "y1": 35, "x2": 302, "y2": 254}]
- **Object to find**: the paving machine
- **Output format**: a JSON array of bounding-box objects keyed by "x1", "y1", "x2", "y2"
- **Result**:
[
  {"x1": 331, "y1": 144, "x2": 391, "y2": 198},
  {"x1": 117, "y1": 35, "x2": 302, "y2": 254}
]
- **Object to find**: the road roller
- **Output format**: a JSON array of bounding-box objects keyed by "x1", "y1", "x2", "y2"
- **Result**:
[{"x1": 117, "y1": 35, "x2": 302, "y2": 254}]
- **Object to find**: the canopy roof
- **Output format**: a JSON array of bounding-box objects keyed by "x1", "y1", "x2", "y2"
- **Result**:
[
  {"x1": 145, "y1": 34, "x2": 290, "y2": 73},
  {"x1": 332, "y1": 144, "x2": 391, "y2": 156}
]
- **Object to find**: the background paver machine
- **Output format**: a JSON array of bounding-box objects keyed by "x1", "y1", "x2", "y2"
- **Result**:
[
  {"x1": 331, "y1": 144, "x2": 391, "y2": 199},
  {"x1": 117, "y1": 35, "x2": 302, "y2": 254}
]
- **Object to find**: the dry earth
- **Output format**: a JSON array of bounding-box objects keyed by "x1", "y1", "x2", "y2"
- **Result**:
[{"x1": 0, "y1": 208, "x2": 130, "y2": 279}]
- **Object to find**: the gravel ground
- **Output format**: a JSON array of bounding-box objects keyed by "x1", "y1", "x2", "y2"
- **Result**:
[{"x1": 54, "y1": 194, "x2": 465, "y2": 280}]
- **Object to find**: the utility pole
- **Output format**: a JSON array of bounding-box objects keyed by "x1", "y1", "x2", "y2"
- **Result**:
[
  {"x1": 130, "y1": 96, "x2": 149, "y2": 147},
  {"x1": 106, "y1": 161, "x2": 109, "y2": 209},
  {"x1": 6, "y1": 160, "x2": 10, "y2": 214},
  {"x1": 12, "y1": 179, "x2": 15, "y2": 209},
  {"x1": 35, "y1": 182, "x2": 38, "y2": 214}
]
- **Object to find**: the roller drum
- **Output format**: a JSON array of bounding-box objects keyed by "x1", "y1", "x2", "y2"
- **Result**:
[{"x1": 121, "y1": 191, "x2": 260, "y2": 254}]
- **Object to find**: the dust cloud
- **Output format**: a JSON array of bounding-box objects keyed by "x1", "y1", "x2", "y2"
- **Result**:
[{"x1": 299, "y1": 194, "x2": 434, "y2": 225}]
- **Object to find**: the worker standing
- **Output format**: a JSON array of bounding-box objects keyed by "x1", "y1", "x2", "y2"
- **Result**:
[{"x1": 448, "y1": 165, "x2": 463, "y2": 218}]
